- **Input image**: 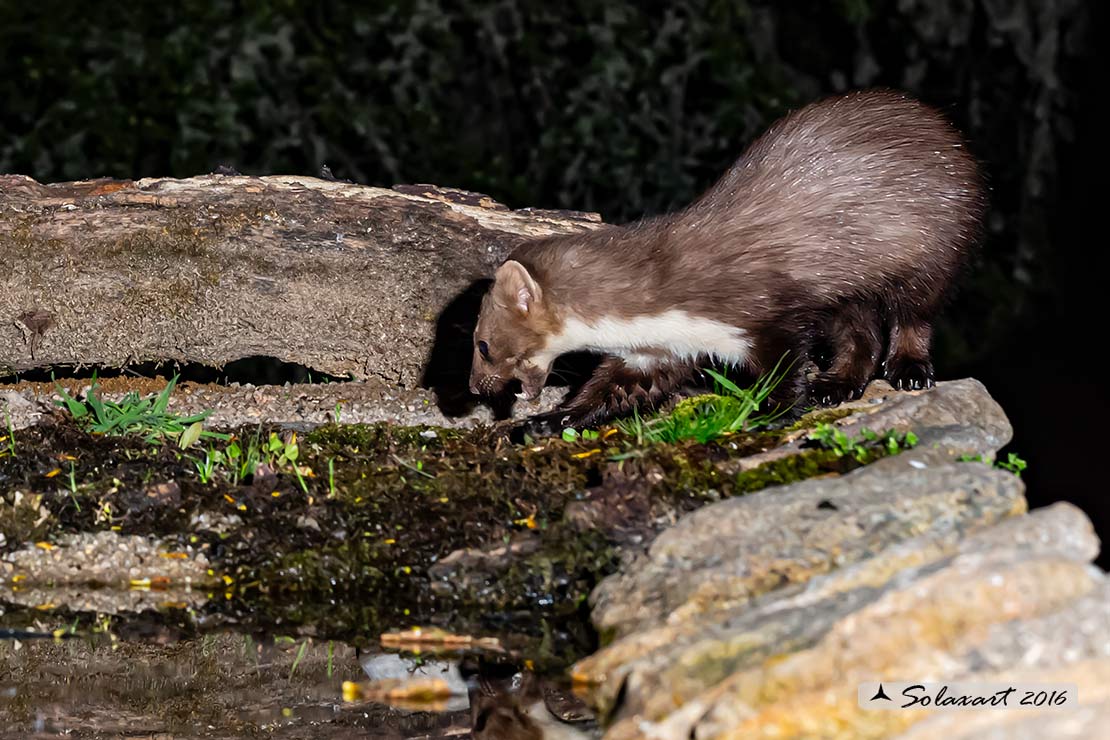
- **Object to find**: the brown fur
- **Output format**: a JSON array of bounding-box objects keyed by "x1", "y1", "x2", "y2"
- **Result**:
[{"x1": 470, "y1": 88, "x2": 985, "y2": 425}]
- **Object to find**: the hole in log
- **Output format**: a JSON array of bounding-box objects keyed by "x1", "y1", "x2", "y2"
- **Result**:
[{"x1": 0, "y1": 356, "x2": 352, "y2": 387}]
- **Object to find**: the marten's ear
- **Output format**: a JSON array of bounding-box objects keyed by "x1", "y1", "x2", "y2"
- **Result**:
[{"x1": 493, "y1": 260, "x2": 541, "y2": 314}]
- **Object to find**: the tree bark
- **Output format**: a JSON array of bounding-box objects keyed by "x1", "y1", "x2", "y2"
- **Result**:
[{"x1": 0, "y1": 174, "x2": 602, "y2": 389}]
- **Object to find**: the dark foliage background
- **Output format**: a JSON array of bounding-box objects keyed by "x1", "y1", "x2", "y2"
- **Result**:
[{"x1": 1, "y1": 0, "x2": 1105, "y2": 551}]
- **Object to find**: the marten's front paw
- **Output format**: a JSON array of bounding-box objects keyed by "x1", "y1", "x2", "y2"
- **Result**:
[
  {"x1": 808, "y1": 374, "x2": 866, "y2": 407},
  {"x1": 508, "y1": 411, "x2": 573, "y2": 443},
  {"x1": 884, "y1": 358, "x2": 934, "y2": 391}
]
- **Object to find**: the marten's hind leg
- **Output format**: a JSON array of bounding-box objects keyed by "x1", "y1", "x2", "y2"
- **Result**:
[
  {"x1": 883, "y1": 314, "x2": 935, "y2": 390},
  {"x1": 809, "y1": 302, "x2": 883, "y2": 405},
  {"x1": 518, "y1": 357, "x2": 696, "y2": 437}
]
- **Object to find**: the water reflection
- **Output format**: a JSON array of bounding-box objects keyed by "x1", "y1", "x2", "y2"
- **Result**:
[
  {"x1": 469, "y1": 666, "x2": 592, "y2": 740},
  {"x1": 0, "y1": 631, "x2": 596, "y2": 738}
]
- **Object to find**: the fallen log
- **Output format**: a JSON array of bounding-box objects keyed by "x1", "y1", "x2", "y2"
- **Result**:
[{"x1": 0, "y1": 175, "x2": 602, "y2": 396}]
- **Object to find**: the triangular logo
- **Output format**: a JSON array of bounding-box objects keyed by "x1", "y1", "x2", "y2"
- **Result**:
[{"x1": 870, "y1": 684, "x2": 892, "y2": 701}]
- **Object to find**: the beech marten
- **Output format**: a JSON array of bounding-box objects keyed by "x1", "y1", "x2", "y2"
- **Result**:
[{"x1": 469, "y1": 89, "x2": 985, "y2": 428}]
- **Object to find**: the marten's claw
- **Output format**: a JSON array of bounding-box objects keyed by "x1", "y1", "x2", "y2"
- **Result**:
[
  {"x1": 808, "y1": 375, "x2": 866, "y2": 407},
  {"x1": 885, "y1": 359, "x2": 935, "y2": 391},
  {"x1": 508, "y1": 411, "x2": 572, "y2": 443}
]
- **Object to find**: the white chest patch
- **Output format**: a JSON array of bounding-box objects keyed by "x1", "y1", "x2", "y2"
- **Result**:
[{"x1": 540, "y1": 310, "x2": 752, "y2": 371}]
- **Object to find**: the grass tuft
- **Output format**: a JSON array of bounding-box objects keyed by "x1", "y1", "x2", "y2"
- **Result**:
[
  {"x1": 616, "y1": 359, "x2": 792, "y2": 445},
  {"x1": 54, "y1": 374, "x2": 230, "y2": 447}
]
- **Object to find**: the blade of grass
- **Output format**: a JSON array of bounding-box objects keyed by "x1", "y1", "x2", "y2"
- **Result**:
[
  {"x1": 152, "y1": 376, "x2": 177, "y2": 415},
  {"x1": 289, "y1": 639, "x2": 309, "y2": 680}
]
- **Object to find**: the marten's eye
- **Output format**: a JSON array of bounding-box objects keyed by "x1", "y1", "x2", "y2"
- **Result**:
[{"x1": 478, "y1": 340, "x2": 491, "y2": 361}]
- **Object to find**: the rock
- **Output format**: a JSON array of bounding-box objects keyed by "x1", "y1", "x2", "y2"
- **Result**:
[
  {"x1": 0, "y1": 388, "x2": 46, "y2": 431},
  {"x1": 0, "y1": 389, "x2": 32, "y2": 411},
  {"x1": 604, "y1": 537, "x2": 1101, "y2": 739},
  {"x1": 577, "y1": 504, "x2": 1105, "y2": 738},
  {"x1": 966, "y1": 571, "x2": 1110, "y2": 670},
  {"x1": 3, "y1": 584, "x2": 209, "y2": 614},
  {"x1": 142, "y1": 480, "x2": 181, "y2": 509},
  {"x1": 568, "y1": 379, "x2": 1108, "y2": 740},
  {"x1": 833, "y1": 378, "x2": 1012, "y2": 452},
  {"x1": 0, "y1": 376, "x2": 568, "y2": 432},
  {"x1": 720, "y1": 378, "x2": 1010, "y2": 478},
  {"x1": 589, "y1": 462, "x2": 1025, "y2": 643},
  {"x1": 894, "y1": 658, "x2": 1110, "y2": 740},
  {"x1": 679, "y1": 523, "x2": 1102, "y2": 739},
  {"x1": 2, "y1": 531, "x2": 214, "y2": 588},
  {"x1": 578, "y1": 501, "x2": 1095, "y2": 725},
  {"x1": 588, "y1": 378, "x2": 1018, "y2": 643}
]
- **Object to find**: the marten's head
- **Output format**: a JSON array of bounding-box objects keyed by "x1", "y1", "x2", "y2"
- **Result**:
[{"x1": 470, "y1": 260, "x2": 558, "y2": 401}]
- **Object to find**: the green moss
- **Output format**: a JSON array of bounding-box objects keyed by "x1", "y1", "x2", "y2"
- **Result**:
[
  {"x1": 304, "y1": 421, "x2": 465, "y2": 451},
  {"x1": 669, "y1": 393, "x2": 741, "y2": 421},
  {"x1": 784, "y1": 405, "x2": 860, "y2": 431},
  {"x1": 734, "y1": 448, "x2": 856, "y2": 493}
]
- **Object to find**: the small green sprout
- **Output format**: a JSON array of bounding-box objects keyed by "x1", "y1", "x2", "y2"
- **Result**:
[
  {"x1": 809, "y1": 423, "x2": 918, "y2": 462},
  {"x1": 195, "y1": 446, "x2": 224, "y2": 484},
  {"x1": 562, "y1": 427, "x2": 600, "y2": 443},
  {"x1": 66, "y1": 461, "x2": 80, "y2": 512},
  {"x1": 997, "y1": 452, "x2": 1028, "y2": 476},
  {"x1": 958, "y1": 451, "x2": 1027, "y2": 477},
  {"x1": 2, "y1": 410, "x2": 15, "y2": 457},
  {"x1": 289, "y1": 639, "x2": 309, "y2": 680}
]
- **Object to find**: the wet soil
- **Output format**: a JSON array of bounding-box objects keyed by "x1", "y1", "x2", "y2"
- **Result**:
[{"x1": 1, "y1": 408, "x2": 889, "y2": 659}]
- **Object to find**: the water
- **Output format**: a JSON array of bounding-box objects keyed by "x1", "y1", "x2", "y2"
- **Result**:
[{"x1": 0, "y1": 626, "x2": 595, "y2": 738}]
